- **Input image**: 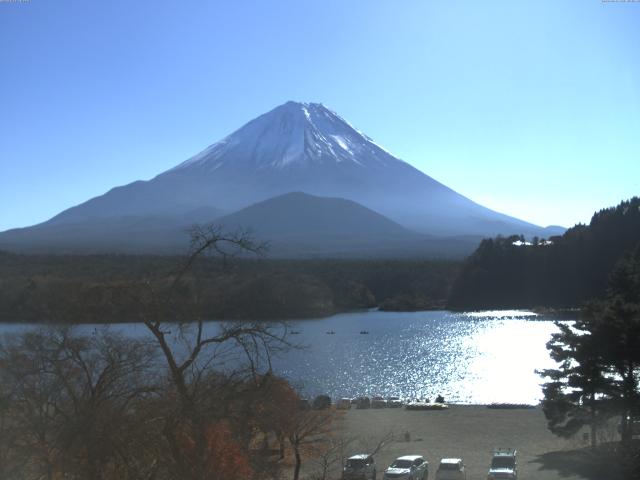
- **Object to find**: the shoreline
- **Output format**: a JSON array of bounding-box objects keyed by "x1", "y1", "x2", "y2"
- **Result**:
[{"x1": 0, "y1": 307, "x2": 577, "y2": 325}]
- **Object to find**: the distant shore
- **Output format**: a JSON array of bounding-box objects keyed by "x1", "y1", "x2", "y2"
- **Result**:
[{"x1": 0, "y1": 306, "x2": 582, "y2": 326}]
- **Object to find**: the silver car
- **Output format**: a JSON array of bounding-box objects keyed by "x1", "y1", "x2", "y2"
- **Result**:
[
  {"x1": 435, "y1": 458, "x2": 465, "y2": 480},
  {"x1": 384, "y1": 455, "x2": 428, "y2": 480},
  {"x1": 487, "y1": 448, "x2": 517, "y2": 479},
  {"x1": 343, "y1": 454, "x2": 376, "y2": 480}
]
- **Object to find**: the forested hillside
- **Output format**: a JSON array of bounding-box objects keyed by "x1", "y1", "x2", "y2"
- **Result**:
[
  {"x1": 0, "y1": 253, "x2": 459, "y2": 323},
  {"x1": 448, "y1": 197, "x2": 640, "y2": 310}
]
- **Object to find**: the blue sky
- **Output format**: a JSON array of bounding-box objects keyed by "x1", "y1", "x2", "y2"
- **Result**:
[{"x1": 1, "y1": 0, "x2": 638, "y2": 232}]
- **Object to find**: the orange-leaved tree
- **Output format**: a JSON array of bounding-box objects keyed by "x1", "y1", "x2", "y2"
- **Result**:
[
  {"x1": 178, "y1": 420, "x2": 253, "y2": 480},
  {"x1": 253, "y1": 374, "x2": 301, "y2": 458}
]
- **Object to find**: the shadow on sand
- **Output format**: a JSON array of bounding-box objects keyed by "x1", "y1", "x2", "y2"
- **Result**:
[{"x1": 529, "y1": 441, "x2": 640, "y2": 480}]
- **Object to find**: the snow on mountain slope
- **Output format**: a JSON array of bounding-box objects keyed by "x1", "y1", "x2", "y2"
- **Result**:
[
  {"x1": 169, "y1": 101, "x2": 397, "y2": 172},
  {"x1": 0, "y1": 101, "x2": 561, "y2": 254}
]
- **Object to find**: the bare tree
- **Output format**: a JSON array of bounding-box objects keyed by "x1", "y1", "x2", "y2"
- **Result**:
[
  {"x1": 309, "y1": 432, "x2": 356, "y2": 480},
  {"x1": 0, "y1": 328, "x2": 158, "y2": 480},
  {"x1": 361, "y1": 430, "x2": 396, "y2": 457},
  {"x1": 287, "y1": 408, "x2": 335, "y2": 480},
  {"x1": 310, "y1": 429, "x2": 396, "y2": 480},
  {"x1": 0, "y1": 225, "x2": 296, "y2": 480},
  {"x1": 129, "y1": 225, "x2": 290, "y2": 480}
]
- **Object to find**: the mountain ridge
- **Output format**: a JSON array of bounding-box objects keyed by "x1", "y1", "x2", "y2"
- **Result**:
[{"x1": 0, "y1": 101, "x2": 565, "y2": 255}]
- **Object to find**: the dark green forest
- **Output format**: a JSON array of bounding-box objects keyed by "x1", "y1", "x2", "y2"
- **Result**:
[
  {"x1": 3, "y1": 197, "x2": 640, "y2": 323},
  {"x1": 448, "y1": 197, "x2": 640, "y2": 310},
  {"x1": 0, "y1": 252, "x2": 459, "y2": 323}
]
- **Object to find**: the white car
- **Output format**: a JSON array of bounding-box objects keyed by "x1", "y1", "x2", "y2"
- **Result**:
[
  {"x1": 343, "y1": 454, "x2": 376, "y2": 480},
  {"x1": 487, "y1": 448, "x2": 517, "y2": 479},
  {"x1": 435, "y1": 458, "x2": 465, "y2": 480},
  {"x1": 383, "y1": 455, "x2": 428, "y2": 480}
]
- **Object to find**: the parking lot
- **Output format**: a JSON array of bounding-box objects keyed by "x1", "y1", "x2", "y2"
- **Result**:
[{"x1": 336, "y1": 405, "x2": 597, "y2": 480}]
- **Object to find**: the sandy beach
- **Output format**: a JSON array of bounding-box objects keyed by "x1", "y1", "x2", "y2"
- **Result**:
[{"x1": 328, "y1": 405, "x2": 609, "y2": 480}]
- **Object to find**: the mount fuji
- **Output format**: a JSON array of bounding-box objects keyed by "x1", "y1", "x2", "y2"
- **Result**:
[{"x1": 0, "y1": 101, "x2": 563, "y2": 255}]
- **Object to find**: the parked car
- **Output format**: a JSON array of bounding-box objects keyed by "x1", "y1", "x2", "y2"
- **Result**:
[
  {"x1": 337, "y1": 398, "x2": 352, "y2": 410},
  {"x1": 356, "y1": 396, "x2": 371, "y2": 409},
  {"x1": 383, "y1": 455, "x2": 428, "y2": 480},
  {"x1": 313, "y1": 395, "x2": 331, "y2": 409},
  {"x1": 343, "y1": 454, "x2": 376, "y2": 480},
  {"x1": 487, "y1": 448, "x2": 517, "y2": 479},
  {"x1": 371, "y1": 396, "x2": 387, "y2": 408},
  {"x1": 435, "y1": 458, "x2": 465, "y2": 480},
  {"x1": 387, "y1": 396, "x2": 403, "y2": 408}
]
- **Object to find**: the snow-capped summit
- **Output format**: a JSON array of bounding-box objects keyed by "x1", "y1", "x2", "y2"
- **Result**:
[
  {"x1": 0, "y1": 101, "x2": 563, "y2": 254},
  {"x1": 171, "y1": 101, "x2": 398, "y2": 172}
]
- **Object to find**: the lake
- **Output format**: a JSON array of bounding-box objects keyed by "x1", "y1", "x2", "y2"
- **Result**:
[{"x1": 0, "y1": 309, "x2": 570, "y2": 405}]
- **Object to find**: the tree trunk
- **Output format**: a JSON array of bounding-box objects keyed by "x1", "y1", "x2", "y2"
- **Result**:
[
  {"x1": 589, "y1": 394, "x2": 597, "y2": 448},
  {"x1": 621, "y1": 361, "x2": 635, "y2": 444},
  {"x1": 621, "y1": 412, "x2": 631, "y2": 444},
  {"x1": 293, "y1": 444, "x2": 302, "y2": 480},
  {"x1": 278, "y1": 434, "x2": 285, "y2": 459}
]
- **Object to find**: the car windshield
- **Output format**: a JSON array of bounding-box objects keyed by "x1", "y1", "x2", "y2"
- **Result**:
[
  {"x1": 390, "y1": 460, "x2": 413, "y2": 469},
  {"x1": 438, "y1": 462, "x2": 460, "y2": 471},
  {"x1": 491, "y1": 457, "x2": 515, "y2": 469},
  {"x1": 347, "y1": 459, "x2": 365, "y2": 468}
]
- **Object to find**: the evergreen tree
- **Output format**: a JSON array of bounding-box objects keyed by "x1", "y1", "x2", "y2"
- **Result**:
[
  {"x1": 539, "y1": 245, "x2": 640, "y2": 445},
  {"x1": 591, "y1": 246, "x2": 640, "y2": 442},
  {"x1": 539, "y1": 317, "x2": 613, "y2": 447},
  {"x1": 449, "y1": 197, "x2": 640, "y2": 310}
]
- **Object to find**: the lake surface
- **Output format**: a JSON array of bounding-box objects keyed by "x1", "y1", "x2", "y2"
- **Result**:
[
  {"x1": 272, "y1": 309, "x2": 567, "y2": 404},
  {"x1": 0, "y1": 309, "x2": 571, "y2": 404}
]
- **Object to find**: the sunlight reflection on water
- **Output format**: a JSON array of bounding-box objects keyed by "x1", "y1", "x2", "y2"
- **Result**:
[
  {"x1": 272, "y1": 310, "x2": 568, "y2": 404},
  {"x1": 0, "y1": 309, "x2": 570, "y2": 404}
]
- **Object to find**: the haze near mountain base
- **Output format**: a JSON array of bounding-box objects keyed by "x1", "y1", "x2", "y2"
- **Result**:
[{"x1": 0, "y1": 102, "x2": 563, "y2": 256}]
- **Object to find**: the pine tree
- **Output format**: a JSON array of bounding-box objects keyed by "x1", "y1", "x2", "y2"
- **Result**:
[
  {"x1": 539, "y1": 245, "x2": 640, "y2": 445},
  {"x1": 539, "y1": 317, "x2": 614, "y2": 447}
]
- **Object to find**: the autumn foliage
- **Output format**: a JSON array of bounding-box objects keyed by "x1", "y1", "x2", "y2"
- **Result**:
[
  {"x1": 177, "y1": 420, "x2": 253, "y2": 480},
  {"x1": 0, "y1": 229, "x2": 338, "y2": 480},
  {"x1": 0, "y1": 328, "x2": 322, "y2": 480}
]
